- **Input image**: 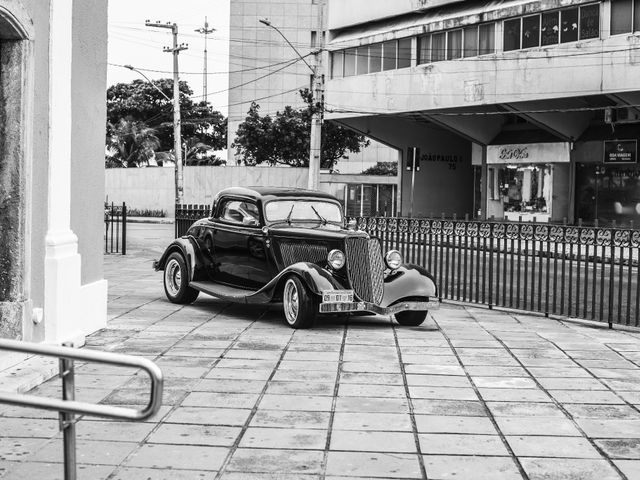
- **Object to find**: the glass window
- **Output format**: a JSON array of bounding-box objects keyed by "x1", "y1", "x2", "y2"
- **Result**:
[
  {"x1": 382, "y1": 40, "x2": 396, "y2": 70},
  {"x1": 499, "y1": 165, "x2": 552, "y2": 216},
  {"x1": 356, "y1": 46, "x2": 368, "y2": 75},
  {"x1": 220, "y1": 200, "x2": 259, "y2": 225},
  {"x1": 464, "y1": 25, "x2": 478, "y2": 57},
  {"x1": 398, "y1": 37, "x2": 412, "y2": 68},
  {"x1": 479, "y1": 23, "x2": 495, "y2": 54},
  {"x1": 344, "y1": 48, "x2": 356, "y2": 76},
  {"x1": 635, "y1": 0, "x2": 640, "y2": 32},
  {"x1": 611, "y1": 0, "x2": 632, "y2": 35},
  {"x1": 431, "y1": 32, "x2": 446, "y2": 62},
  {"x1": 561, "y1": 7, "x2": 579, "y2": 43},
  {"x1": 369, "y1": 43, "x2": 382, "y2": 72},
  {"x1": 265, "y1": 200, "x2": 343, "y2": 224},
  {"x1": 447, "y1": 29, "x2": 463, "y2": 59},
  {"x1": 522, "y1": 15, "x2": 540, "y2": 48},
  {"x1": 331, "y1": 51, "x2": 343, "y2": 78},
  {"x1": 541, "y1": 11, "x2": 559, "y2": 45},
  {"x1": 418, "y1": 35, "x2": 431, "y2": 64},
  {"x1": 504, "y1": 18, "x2": 521, "y2": 51},
  {"x1": 579, "y1": 4, "x2": 600, "y2": 39}
]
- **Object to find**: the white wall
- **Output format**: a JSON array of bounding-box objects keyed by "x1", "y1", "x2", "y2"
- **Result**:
[{"x1": 106, "y1": 166, "x2": 310, "y2": 216}]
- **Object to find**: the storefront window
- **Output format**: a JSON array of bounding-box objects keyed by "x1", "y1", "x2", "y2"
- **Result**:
[
  {"x1": 499, "y1": 164, "x2": 552, "y2": 217},
  {"x1": 576, "y1": 163, "x2": 640, "y2": 226}
]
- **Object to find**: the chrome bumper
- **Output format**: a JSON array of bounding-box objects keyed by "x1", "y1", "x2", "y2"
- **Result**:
[{"x1": 319, "y1": 300, "x2": 439, "y2": 315}]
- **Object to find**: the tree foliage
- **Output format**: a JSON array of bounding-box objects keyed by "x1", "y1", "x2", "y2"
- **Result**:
[
  {"x1": 361, "y1": 162, "x2": 398, "y2": 176},
  {"x1": 106, "y1": 78, "x2": 227, "y2": 165},
  {"x1": 232, "y1": 89, "x2": 369, "y2": 170},
  {"x1": 105, "y1": 117, "x2": 160, "y2": 168}
]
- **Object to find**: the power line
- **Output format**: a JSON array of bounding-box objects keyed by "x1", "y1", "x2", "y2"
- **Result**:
[
  {"x1": 324, "y1": 103, "x2": 628, "y2": 117},
  {"x1": 107, "y1": 53, "x2": 312, "y2": 76}
]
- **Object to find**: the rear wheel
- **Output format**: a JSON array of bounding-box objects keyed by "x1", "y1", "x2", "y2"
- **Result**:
[
  {"x1": 163, "y1": 252, "x2": 199, "y2": 304},
  {"x1": 282, "y1": 276, "x2": 316, "y2": 329},
  {"x1": 394, "y1": 296, "x2": 429, "y2": 326}
]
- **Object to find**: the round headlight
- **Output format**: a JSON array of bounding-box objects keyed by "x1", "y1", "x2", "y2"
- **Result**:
[
  {"x1": 327, "y1": 249, "x2": 345, "y2": 270},
  {"x1": 385, "y1": 250, "x2": 403, "y2": 270}
]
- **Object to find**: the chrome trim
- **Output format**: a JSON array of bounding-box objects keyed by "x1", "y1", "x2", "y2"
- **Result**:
[{"x1": 319, "y1": 300, "x2": 439, "y2": 315}]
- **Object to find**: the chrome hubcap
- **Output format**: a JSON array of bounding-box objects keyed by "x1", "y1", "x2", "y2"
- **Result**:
[
  {"x1": 165, "y1": 259, "x2": 182, "y2": 296},
  {"x1": 283, "y1": 279, "x2": 299, "y2": 325}
]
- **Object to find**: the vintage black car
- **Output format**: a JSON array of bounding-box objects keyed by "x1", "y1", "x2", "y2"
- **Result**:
[{"x1": 154, "y1": 187, "x2": 439, "y2": 329}]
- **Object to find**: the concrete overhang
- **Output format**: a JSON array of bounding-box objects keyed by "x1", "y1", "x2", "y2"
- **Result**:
[
  {"x1": 327, "y1": 94, "x2": 621, "y2": 146},
  {"x1": 327, "y1": 0, "x2": 466, "y2": 31}
]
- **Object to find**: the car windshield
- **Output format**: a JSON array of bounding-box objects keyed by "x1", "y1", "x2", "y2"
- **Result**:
[{"x1": 265, "y1": 200, "x2": 343, "y2": 224}]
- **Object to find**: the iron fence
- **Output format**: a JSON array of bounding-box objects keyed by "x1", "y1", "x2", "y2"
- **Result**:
[
  {"x1": 172, "y1": 204, "x2": 639, "y2": 327},
  {"x1": 175, "y1": 204, "x2": 210, "y2": 237},
  {"x1": 350, "y1": 216, "x2": 640, "y2": 328},
  {"x1": 104, "y1": 202, "x2": 127, "y2": 254}
]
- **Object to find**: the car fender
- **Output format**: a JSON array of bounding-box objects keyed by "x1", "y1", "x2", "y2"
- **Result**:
[
  {"x1": 257, "y1": 262, "x2": 346, "y2": 301},
  {"x1": 154, "y1": 237, "x2": 202, "y2": 281},
  {"x1": 380, "y1": 263, "x2": 438, "y2": 308}
]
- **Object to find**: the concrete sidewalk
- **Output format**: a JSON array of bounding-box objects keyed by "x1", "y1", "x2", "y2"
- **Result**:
[{"x1": 1, "y1": 252, "x2": 640, "y2": 479}]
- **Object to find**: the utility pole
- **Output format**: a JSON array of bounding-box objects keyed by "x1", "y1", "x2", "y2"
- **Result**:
[
  {"x1": 145, "y1": 20, "x2": 188, "y2": 204},
  {"x1": 308, "y1": 1, "x2": 325, "y2": 190},
  {"x1": 259, "y1": 0, "x2": 325, "y2": 190},
  {"x1": 195, "y1": 17, "x2": 216, "y2": 101}
]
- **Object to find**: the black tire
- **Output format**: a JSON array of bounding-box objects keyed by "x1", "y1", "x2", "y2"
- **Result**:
[
  {"x1": 163, "y1": 252, "x2": 199, "y2": 304},
  {"x1": 394, "y1": 297, "x2": 429, "y2": 326},
  {"x1": 282, "y1": 275, "x2": 316, "y2": 329}
]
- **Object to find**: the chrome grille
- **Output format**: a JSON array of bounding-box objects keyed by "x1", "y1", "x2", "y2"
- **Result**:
[
  {"x1": 345, "y1": 237, "x2": 384, "y2": 304},
  {"x1": 278, "y1": 242, "x2": 328, "y2": 268}
]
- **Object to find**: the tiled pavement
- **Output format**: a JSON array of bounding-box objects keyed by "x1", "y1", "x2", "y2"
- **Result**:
[{"x1": 1, "y1": 251, "x2": 640, "y2": 479}]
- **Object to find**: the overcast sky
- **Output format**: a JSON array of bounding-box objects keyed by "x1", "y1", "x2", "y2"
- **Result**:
[{"x1": 107, "y1": 0, "x2": 231, "y2": 115}]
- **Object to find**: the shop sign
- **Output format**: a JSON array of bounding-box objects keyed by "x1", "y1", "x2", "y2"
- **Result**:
[
  {"x1": 603, "y1": 140, "x2": 637, "y2": 164},
  {"x1": 487, "y1": 143, "x2": 570, "y2": 164}
]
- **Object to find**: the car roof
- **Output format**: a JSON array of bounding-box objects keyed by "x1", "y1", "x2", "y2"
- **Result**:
[{"x1": 215, "y1": 186, "x2": 338, "y2": 202}]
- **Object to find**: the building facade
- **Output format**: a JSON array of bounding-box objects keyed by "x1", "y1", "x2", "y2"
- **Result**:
[
  {"x1": 227, "y1": 0, "x2": 400, "y2": 215},
  {"x1": 325, "y1": 0, "x2": 640, "y2": 225},
  {"x1": 0, "y1": 0, "x2": 108, "y2": 346}
]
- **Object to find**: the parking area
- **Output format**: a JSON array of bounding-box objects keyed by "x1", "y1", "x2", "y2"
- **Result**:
[{"x1": 1, "y1": 244, "x2": 640, "y2": 479}]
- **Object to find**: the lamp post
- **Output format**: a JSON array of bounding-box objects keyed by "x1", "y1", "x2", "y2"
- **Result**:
[{"x1": 259, "y1": 14, "x2": 324, "y2": 190}]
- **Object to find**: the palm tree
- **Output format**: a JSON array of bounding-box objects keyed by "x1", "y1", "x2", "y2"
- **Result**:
[{"x1": 106, "y1": 117, "x2": 160, "y2": 167}]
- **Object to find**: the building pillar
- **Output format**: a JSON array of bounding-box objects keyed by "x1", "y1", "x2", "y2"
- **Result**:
[{"x1": 43, "y1": 0, "x2": 83, "y2": 345}]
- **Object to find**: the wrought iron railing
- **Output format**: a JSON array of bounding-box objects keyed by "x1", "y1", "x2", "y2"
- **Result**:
[
  {"x1": 0, "y1": 338, "x2": 163, "y2": 480},
  {"x1": 175, "y1": 204, "x2": 210, "y2": 237},
  {"x1": 104, "y1": 202, "x2": 127, "y2": 254},
  {"x1": 350, "y1": 216, "x2": 640, "y2": 328}
]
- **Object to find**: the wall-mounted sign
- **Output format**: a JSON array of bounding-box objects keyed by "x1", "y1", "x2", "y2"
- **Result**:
[
  {"x1": 487, "y1": 142, "x2": 570, "y2": 164},
  {"x1": 604, "y1": 140, "x2": 637, "y2": 164}
]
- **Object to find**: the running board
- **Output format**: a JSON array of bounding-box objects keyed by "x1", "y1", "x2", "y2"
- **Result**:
[{"x1": 189, "y1": 281, "x2": 271, "y2": 304}]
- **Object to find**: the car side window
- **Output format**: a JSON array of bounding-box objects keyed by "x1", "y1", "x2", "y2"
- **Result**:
[{"x1": 219, "y1": 200, "x2": 259, "y2": 226}]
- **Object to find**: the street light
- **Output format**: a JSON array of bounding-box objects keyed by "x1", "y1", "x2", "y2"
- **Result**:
[
  {"x1": 259, "y1": 16, "x2": 324, "y2": 190},
  {"x1": 124, "y1": 65, "x2": 171, "y2": 102}
]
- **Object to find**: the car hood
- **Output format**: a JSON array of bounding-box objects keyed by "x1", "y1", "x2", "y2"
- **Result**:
[{"x1": 267, "y1": 223, "x2": 369, "y2": 241}]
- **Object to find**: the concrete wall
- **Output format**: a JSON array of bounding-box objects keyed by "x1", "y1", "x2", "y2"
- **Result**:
[
  {"x1": 71, "y1": 0, "x2": 107, "y2": 285},
  {"x1": 106, "y1": 167, "x2": 311, "y2": 215}
]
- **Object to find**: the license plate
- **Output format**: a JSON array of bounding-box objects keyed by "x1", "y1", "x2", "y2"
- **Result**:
[{"x1": 322, "y1": 290, "x2": 354, "y2": 304}]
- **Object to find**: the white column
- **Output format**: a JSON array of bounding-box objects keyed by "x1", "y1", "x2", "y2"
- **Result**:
[{"x1": 43, "y1": 0, "x2": 83, "y2": 345}]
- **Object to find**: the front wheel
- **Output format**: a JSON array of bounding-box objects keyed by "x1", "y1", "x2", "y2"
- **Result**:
[
  {"x1": 393, "y1": 296, "x2": 429, "y2": 326},
  {"x1": 395, "y1": 310, "x2": 428, "y2": 326},
  {"x1": 282, "y1": 276, "x2": 316, "y2": 329},
  {"x1": 163, "y1": 252, "x2": 199, "y2": 304}
]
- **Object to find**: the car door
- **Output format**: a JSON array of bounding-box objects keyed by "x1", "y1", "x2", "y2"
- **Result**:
[{"x1": 209, "y1": 198, "x2": 271, "y2": 289}]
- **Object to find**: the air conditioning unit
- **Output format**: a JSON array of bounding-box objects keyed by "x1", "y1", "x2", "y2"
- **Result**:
[{"x1": 605, "y1": 107, "x2": 640, "y2": 124}]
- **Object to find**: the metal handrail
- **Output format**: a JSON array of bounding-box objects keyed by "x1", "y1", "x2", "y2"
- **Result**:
[
  {"x1": 0, "y1": 338, "x2": 164, "y2": 480},
  {"x1": 0, "y1": 338, "x2": 163, "y2": 420}
]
